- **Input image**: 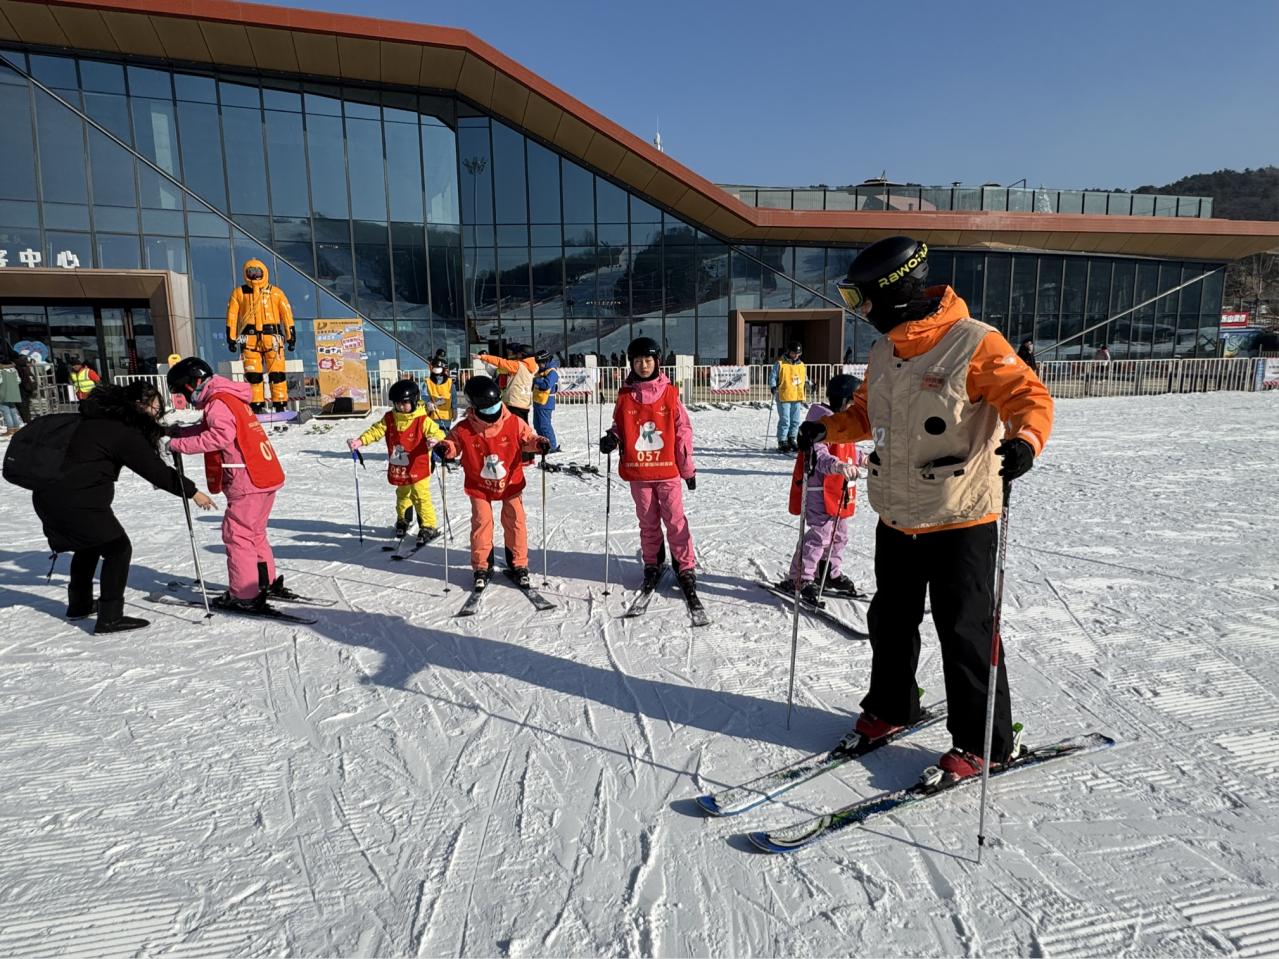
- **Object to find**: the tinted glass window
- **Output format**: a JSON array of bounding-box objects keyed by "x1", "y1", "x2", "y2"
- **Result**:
[
  {"x1": 131, "y1": 98, "x2": 180, "y2": 178},
  {"x1": 596, "y1": 177, "x2": 627, "y2": 224},
  {"x1": 526, "y1": 139, "x2": 560, "y2": 224},
  {"x1": 346, "y1": 117, "x2": 387, "y2": 221},
  {"x1": 127, "y1": 66, "x2": 172, "y2": 99},
  {"x1": 491, "y1": 121, "x2": 527, "y2": 224},
  {"x1": 561, "y1": 158, "x2": 593, "y2": 225},
  {"x1": 457, "y1": 119, "x2": 493, "y2": 226},
  {"x1": 385, "y1": 119, "x2": 424, "y2": 223},
  {"x1": 89, "y1": 128, "x2": 137, "y2": 208},
  {"x1": 83, "y1": 91, "x2": 131, "y2": 141},
  {"x1": 265, "y1": 111, "x2": 309, "y2": 217},
  {"x1": 35, "y1": 91, "x2": 87, "y2": 204},
  {"x1": 80, "y1": 59, "x2": 125, "y2": 94},
  {"x1": 0, "y1": 84, "x2": 36, "y2": 202},
  {"x1": 219, "y1": 80, "x2": 259, "y2": 109},
  {"x1": 222, "y1": 105, "x2": 269, "y2": 215},
  {"x1": 174, "y1": 73, "x2": 216, "y2": 103},
  {"x1": 423, "y1": 120, "x2": 460, "y2": 224},
  {"x1": 177, "y1": 100, "x2": 227, "y2": 211},
  {"x1": 306, "y1": 114, "x2": 349, "y2": 220}
]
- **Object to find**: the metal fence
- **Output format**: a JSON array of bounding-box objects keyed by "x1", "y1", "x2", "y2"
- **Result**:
[{"x1": 368, "y1": 358, "x2": 1272, "y2": 411}]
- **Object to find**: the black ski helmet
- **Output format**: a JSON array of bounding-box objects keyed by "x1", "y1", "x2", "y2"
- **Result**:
[
  {"x1": 826, "y1": 373, "x2": 860, "y2": 410},
  {"x1": 464, "y1": 375, "x2": 502, "y2": 419},
  {"x1": 786, "y1": 339, "x2": 803, "y2": 356},
  {"x1": 167, "y1": 356, "x2": 214, "y2": 399},
  {"x1": 838, "y1": 236, "x2": 932, "y2": 333},
  {"x1": 388, "y1": 379, "x2": 420, "y2": 405},
  {"x1": 626, "y1": 336, "x2": 662, "y2": 362}
]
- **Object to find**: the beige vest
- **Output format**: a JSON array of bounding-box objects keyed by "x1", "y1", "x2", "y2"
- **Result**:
[
  {"x1": 865, "y1": 317, "x2": 1004, "y2": 530},
  {"x1": 503, "y1": 362, "x2": 535, "y2": 410}
]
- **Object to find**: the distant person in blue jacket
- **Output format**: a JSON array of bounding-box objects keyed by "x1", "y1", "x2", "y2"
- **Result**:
[{"x1": 532, "y1": 350, "x2": 560, "y2": 453}]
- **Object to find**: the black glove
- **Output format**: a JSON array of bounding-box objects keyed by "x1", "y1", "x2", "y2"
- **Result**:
[
  {"x1": 287, "y1": 335, "x2": 296, "y2": 353},
  {"x1": 685, "y1": 474, "x2": 696, "y2": 491},
  {"x1": 536, "y1": 436, "x2": 551, "y2": 454},
  {"x1": 227, "y1": 338, "x2": 238, "y2": 354},
  {"x1": 796, "y1": 421, "x2": 827, "y2": 453},
  {"x1": 599, "y1": 432, "x2": 618, "y2": 455},
  {"x1": 521, "y1": 451, "x2": 535, "y2": 463},
  {"x1": 996, "y1": 437, "x2": 1035, "y2": 480},
  {"x1": 770, "y1": 387, "x2": 777, "y2": 397}
]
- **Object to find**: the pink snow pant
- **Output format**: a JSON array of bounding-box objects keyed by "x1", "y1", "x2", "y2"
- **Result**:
[
  {"x1": 789, "y1": 491, "x2": 850, "y2": 583},
  {"x1": 631, "y1": 478, "x2": 695, "y2": 572},
  {"x1": 223, "y1": 490, "x2": 277, "y2": 599}
]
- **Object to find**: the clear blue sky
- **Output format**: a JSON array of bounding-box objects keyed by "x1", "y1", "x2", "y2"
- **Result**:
[{"x1": 293, "y1": 0, "x2": 1277, "y2": 191}]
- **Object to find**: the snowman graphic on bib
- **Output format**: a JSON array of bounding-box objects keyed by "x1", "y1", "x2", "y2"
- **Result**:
[
  {"x1": 635, "y1": 420, "x2": 664, "y2": 452},
  {"x1": 480, "y1": 453, "x2": 506, "y2": 481}
]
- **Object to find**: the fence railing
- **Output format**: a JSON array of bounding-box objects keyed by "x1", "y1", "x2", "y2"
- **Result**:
[{"x1": 368, "y1": 357, "x2": 1273, "y2": 411}]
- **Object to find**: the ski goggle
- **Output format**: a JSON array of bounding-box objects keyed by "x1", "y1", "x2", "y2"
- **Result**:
[
  {"x1": 835, "y1": 280, "x2": 869, "y2": 312},
  {"x1": 245, "y1": 267, "x2": 264, "y2": 280}
]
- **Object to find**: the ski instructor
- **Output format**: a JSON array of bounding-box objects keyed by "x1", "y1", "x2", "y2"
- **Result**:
[{"x1": 798, "y1": 236, "x2": 1053, "y2": 782}]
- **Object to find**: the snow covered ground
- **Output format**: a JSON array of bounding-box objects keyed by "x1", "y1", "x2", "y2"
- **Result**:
[{"x1": 2, "y1": 391, "x2": 1278, "y2": 957}]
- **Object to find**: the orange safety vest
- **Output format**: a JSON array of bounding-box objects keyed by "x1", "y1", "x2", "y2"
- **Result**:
[
  {"x1": 789, "y1": 441, "x2": 857, "y2": 518},
  {"x1": 457, "y1": 414, "x2": 526, "y2": 501},
  {"x1": 383, "y1": 411, "x2": 432, "y2": 486},
  {"x1": 202, "y1": 393, "x2": 286, "y2": 494},
  {"x1": 615, "y1": 384, "x2": 681, "y2": 482}
]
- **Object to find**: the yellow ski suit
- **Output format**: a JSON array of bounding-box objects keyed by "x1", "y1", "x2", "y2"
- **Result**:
[{"x1": 357, "y1": 403, "x2": 445, "y2": 529}]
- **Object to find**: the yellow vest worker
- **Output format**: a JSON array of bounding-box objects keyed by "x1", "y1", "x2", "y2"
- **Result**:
[{"x1": 226, "y1": 258, "x2": 295, "y2": 412}]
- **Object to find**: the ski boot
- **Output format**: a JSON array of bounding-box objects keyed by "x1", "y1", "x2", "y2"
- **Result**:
[
  {"x1": 251, "y1": 402, "x2": 266, "y2": 415},
  {"x1": 931, "y1": 723, "x2": 1025, "y2": 783},
  {"x1": 272, "y1": 402, "x2": 288, "y2": 413},
  {"x1": 832, "y1": 711, "x2": 906, "y2": 756},
  {"x1": 823, "y1": 573, "x2": 863, "y2": 598},
  {"x1": 509, "y1": 566, "x2": 531, "y2": 589},
  {"x1": 417, "y1": 526, "x2": 441, "y2": 547},
  {"x1": 394, "y1": 517, "x2": 410, "y2": 538},
  {"x1": 473, "y1": 567, "x2": 491, "y2": 591},
  {"x1": 777, "y1": 442, "x2": 790, "y2": 455},
  {"x1": 267, "y1": 575, "x2": 301, "y2": 601},
  {"x1": 66, "y1": 597, "x2": 98, "y2": 620},
  {"x1": 641, "y1": 563, "x2": 665, "y2": 592},
  {"x1": 212, "y1": 590, "x2": 269, "y2": 614},
  {"x1": 677, "y1": 568, "x2": 699, "y2": 603}
]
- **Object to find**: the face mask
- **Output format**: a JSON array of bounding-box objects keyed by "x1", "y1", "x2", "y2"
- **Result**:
[
  {"x1": 190, "y1": 380, "x2": 208, "y2": 403},
  {"x1": 479, "y1": 401, "x2": 502, "y2": 416}
]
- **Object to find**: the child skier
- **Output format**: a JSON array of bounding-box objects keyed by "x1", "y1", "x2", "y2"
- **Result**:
[
  {"x1": 437, "y1": 375, "x2": 549, "y2": 589},
  {"x1": 167, "y1": 357, "x2": 289, "y2": 612},
  {"x1": 783, "y1": 373, "x2": 868, "y2": 602},
  {"x1": 474, "y1": 344, "x2": 537, "y2": 422},
  {"x1": 423, "y1": 361, "x2": 455, "y2": 432},
  {"x1": 598, "y1": 336, "x2": 700, "y2": 606},
  {"x1": 347, "y1": 378, "x2": 444, "y2": 547},
  {"x1": 531, "y1": 350, "x2": 559, "y2": 452}
]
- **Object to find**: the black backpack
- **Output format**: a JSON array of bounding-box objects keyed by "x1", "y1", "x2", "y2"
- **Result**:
[{"x1": 2, "y1": 413, "x2": 81, "y2": 491}]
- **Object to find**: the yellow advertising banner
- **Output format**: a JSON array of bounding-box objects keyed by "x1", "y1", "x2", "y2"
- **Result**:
[{"x1": 314, "y1": 318, "x2": 370, "y2": 415}]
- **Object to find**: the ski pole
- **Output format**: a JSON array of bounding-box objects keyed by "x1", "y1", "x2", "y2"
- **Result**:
[
  {"x1": 602, "y1": 451, "x2": 613, "y2": 596},
  {"x1": 172, "y1": 452, "x2": 212, "y2": 620},
  {"x1": 540, "y1": 451, "x2": 550, "y2": 586},
  {"x1": 976, "y1": 478, "x2": 1013, "y2": 863},
  {"x1": 814, "y1": 477, "x2": 850, "y2": 604},
  {"x1": 438, "y1": 456, "x2": 451, "y2": 592},
  {"x1": 351, "y1": 448, "x2": 365, "y2": 543},
  {"x1": 786, "y1": 449, "x2": 815, "y2": 728},
  {"x1": 763, "y1": 401, "x2": 774, "y2": 451}
]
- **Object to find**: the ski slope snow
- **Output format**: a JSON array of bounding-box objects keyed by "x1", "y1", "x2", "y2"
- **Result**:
[{"x1": 1, "y1": 391, "x2": 1278, "y2": 956}]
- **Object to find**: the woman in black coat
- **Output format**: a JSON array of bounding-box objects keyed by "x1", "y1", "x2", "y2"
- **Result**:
[
  {"x1": 34, "y1": 380, "x2": 214, "y2": 634},
  {"x1": 1017, "y1": 338, "x2": 1039, "y2": 374}
]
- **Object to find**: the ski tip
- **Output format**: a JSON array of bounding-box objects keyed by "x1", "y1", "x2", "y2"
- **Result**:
[
  {"x1": 744, "y1": 831, "x2": 790, "y2": 854},
  {"x1": 694, "y1": 795, "x2": 723, "y2": 817}
]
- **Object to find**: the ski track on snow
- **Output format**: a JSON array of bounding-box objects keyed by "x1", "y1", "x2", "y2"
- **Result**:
[{"x1": 1, "y1": 392, "x2": 1278, "y2": 955}]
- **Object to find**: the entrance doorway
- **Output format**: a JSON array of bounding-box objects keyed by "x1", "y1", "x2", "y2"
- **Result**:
[
  {"x1": 728, "y1": 308, "x2": 845, "y2": 365},
  {"x1": 1, "y1": 300, "x2": 157, "y2": 388}
]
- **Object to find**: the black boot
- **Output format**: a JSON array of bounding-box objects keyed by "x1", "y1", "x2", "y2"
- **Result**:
[
  {"x1": 272, "y1": 402, "x2": 288, "y2": 413},
  {"x1": 641, "y1": 563, "x2": 664, "y2": 592},
  {"x1": 417, "y1": 526, "x2": 441, "y2": 547},
  {"x1": 212, "y1": 590, "x2": 268, "y2": 613},
  {"x1": 509, "y1": 566, "x2": 531, "y2": 588},
  {"x1": 251, "y1": 402, "x2": 266, "y2": 414},
  {"x1": 94, "y1": 598, "x2": 149, "y2": 634},
  {"x1": 677, "y1": 567, "x2": 698, "y2": 599},
  {"x1": 394, "y1": 517, "x2": 410, "y2": 537},
  {"x1": 66, "y1": 589, "x2": 97, "y2": 620},
  {"x1": 267, "y1": 575, "x2": 300, "y2": 600},
  {"x1": 473, "y1": 568, "x2": 491, "y2": 591}
]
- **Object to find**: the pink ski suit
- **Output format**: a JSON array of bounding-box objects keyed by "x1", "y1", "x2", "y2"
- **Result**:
[
  {"x1": 169, "y1": 376, "x2": 284, "y2": 599},
  {"x1": 608, "y1": 372, "x2": 697, "y2": 572},
  {"x1": 789, "y1": 403, "x2": 869, "y2": 583}
]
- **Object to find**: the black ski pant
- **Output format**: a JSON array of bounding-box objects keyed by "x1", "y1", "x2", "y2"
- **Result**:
[
  {"x1": 69, "y1": 534, "x2": 132, "y2": 622},
  {"x1": 862, "y1": 520, "x2": 1013, "y2": 759}
]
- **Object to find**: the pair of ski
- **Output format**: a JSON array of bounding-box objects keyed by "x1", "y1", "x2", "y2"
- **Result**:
[
  {"x1": 696, "y1": 706, "x2": 1114, "y2": 853},
  {"x1": 756, "y1": 580, "x2": 869, "y2": 639},
  {"x1": 145, "y1": 580, "x2": 329, "y2": 625},
  {"x1": 624, "y1": 565, "x2": 710, "y2": 627},
  {"x1": 455, "y1": 568, "x2": 556, "y2": 617},
  {"x1": 382, "y1": 527, "x2": 441, "y2": 561}
]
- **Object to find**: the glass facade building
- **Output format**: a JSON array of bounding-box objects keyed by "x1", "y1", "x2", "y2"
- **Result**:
[{"x1": 0, "y1": 45, "x2": 1230, "y2": 380}]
